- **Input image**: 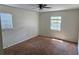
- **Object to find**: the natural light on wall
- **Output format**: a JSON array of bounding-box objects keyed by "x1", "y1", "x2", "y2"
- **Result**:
[
  {"x1": 50, "y1": 16, "x2": 61, "y2": 31},
  {"x1": 0, "y1": 13, "x2": 13, "y2": 30}
]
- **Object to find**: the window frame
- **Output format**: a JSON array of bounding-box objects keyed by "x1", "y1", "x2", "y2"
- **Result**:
[
  {"x1": 50, "y1": 16, "x2": 61, "y2": 31},
  {"x1": 0, "y1": 13, "x2": 13, "y2": 30}
]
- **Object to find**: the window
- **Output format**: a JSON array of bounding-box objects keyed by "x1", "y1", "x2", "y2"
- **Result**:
[
  {"x1": 50, "y1": 16, "x2": 61, "y2": 31},
  {"x1": 0, "y1": 13, "x2": 13, "y2": 30}
]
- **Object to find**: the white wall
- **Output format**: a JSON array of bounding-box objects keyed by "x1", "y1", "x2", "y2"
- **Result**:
[
  {"x1": 0, "y1": 5, "x2": 39, "y2": 49},
  {"x1": 0, "y1": 17, "x2": 3, "y2": 54},
  {"x1": 78, "y1": 32, "x2": 79, "y2": 55},
  {"x1": 39, "y1": 9, "x2": 79, "y2": 42}
]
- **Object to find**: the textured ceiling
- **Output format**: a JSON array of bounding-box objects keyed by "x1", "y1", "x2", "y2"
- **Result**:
[{"x1": 4, "y1": 4, "x2": 79, "y2": 12}]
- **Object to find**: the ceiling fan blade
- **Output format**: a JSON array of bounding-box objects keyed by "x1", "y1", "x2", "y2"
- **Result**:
[
  {"x1": 44, "y1": 7, "x2": 51, "y2": 8},
  {"x1": 42, "y1": 4, "x2": 47, "y2": 7}
]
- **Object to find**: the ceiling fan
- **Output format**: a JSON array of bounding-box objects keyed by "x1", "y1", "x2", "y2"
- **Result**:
[{"x1": 38, "y1": 4, "x2": 51, "y2": 9}]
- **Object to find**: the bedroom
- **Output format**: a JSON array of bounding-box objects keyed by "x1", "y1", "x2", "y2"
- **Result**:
[{"x1": 0, "y1": 4, "x2": 78, "y2": 55}]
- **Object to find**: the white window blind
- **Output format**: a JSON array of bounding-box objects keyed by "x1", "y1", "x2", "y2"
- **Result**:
[
  {"x1": 0, "y1": 13, "x2": 13, "y2": 30},
  {"x1": 50, "y1": 16, "x2": 61, "y2": 31}
]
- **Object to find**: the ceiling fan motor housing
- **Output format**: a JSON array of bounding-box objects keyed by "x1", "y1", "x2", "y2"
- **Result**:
[{"x1": 39, "y1": 4, "x2": 47, "y2": 9}]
